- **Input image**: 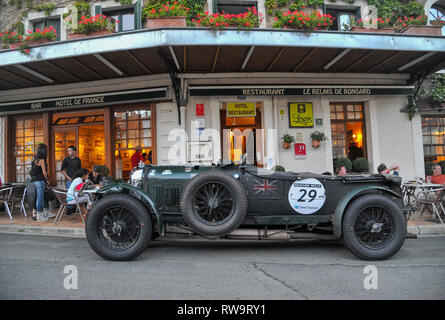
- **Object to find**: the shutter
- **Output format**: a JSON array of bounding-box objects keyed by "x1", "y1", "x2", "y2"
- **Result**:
[
  {"x1": 212, "y1": 0, "x2": 218, "y2": 13},
  {"x1": 134, "y1": 0, "x2": 142, "y2": 30},
  {"x1": 95, "y1": 5, "x2": 102, "y2": 16}
]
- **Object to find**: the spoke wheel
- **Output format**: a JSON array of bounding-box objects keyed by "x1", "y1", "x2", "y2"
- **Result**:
[
  {"x1": 98, "y1": 206, "x2": 141, "y2": 251},
  {"x1": 353, "y1": 206, "x2": 395, "y2": 250},
  {"x1": 192, "y1": 182, "x2": 235, "y2": 226}
]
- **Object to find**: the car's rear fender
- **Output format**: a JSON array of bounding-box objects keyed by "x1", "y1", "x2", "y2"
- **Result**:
[
  {"x1": 332, "y1": 185, "x2": 402, "y2": 238},
  {"x1": 96, "y1": 183, "x2": 164, "y2": 235}
]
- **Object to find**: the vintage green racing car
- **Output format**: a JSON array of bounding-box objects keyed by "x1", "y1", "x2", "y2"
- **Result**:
[{"x1": 85, "y1": 160, "x2": 408, "y2": 261}]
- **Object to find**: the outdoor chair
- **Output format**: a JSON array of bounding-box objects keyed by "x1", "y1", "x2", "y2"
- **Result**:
[
  {"x1": 7, "y1": 185, "x2": 27, "y2": 218},
  {"x1": 52, "y1": 189, "x2": 85, "y2": 224},
  {"x1": 415, "y1": 187, "x2": 445, "y2": 224},
  {"x1": 0, "y1": 187, "x2": 13, "y2": 220}
]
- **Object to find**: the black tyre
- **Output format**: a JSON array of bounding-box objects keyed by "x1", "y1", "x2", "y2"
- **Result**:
[
  {"x1": 180, "y1": 169, "x2": 248, "y2": 236},
  {"x1": 85, "y1": 194, "x2": 152, "y2": 261},
  {"x1": 342, "y1": 194, "x2": 406, "y2": 260}
]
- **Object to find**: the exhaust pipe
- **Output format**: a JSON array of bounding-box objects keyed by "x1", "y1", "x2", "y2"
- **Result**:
[{"x1": 226, "y1": 229, "x2": 337, "y2": 241}]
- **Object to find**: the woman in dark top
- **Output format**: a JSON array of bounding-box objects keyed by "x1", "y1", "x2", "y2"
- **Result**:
[{"x1": 30, "y1": 143, "x2": 50, "y2": 221}]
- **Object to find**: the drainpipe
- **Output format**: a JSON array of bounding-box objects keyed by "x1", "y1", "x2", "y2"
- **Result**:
[{"x1": 272, "y1": 96, "x2": 280, "y2": 167}]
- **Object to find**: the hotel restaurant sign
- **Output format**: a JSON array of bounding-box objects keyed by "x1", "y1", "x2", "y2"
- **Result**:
[
  {"x1": 0, "y1": 88, "x2": 167, "y2": 115},
  {"x1": 189, "y1": 86, "x2": 414, "y2": 96}
]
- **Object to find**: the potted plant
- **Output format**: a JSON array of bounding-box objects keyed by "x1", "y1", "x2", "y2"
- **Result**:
[
  {"x1": 0, "y1": 27, "x2": 57, "y2": 55},
  {"x1": 68, "y1": 14, "x2": 116, "y2": 39},
  {"x1": 335, "y1": 157, "x2": 352, "y2": 172},
  {"x1": 281, "y1": 133, "x2": 295, "y2": 149},
  {"x1": 395, "y1": 15, "x2": 441, "y2": 35},
  {"x1": 352, "y1": 157, "x2": 369, "y2": 173},
  {"x1": 195, "y1": 7, "x2": 262, "y2": 30},
  {"x1": 273, "y1": 10, "x2": 334, "y2": 31},
  {"x1": 143, "y1": 1, "x2": 189, "y2": 29},
  {"x1": 310, "y1": 131, "x2": 326, "y2": 148},
  {"x1": 348, "y1": 18, "x2": 394, "y2": 33}
]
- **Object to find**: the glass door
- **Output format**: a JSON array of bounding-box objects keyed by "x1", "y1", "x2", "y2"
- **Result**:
[{"x1": 54, "y1": 128, "x2": 77, "y2": 189}]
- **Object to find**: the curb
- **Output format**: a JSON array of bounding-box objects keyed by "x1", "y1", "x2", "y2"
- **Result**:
[
  {"x1": 0, "y1": 224, "x2": 444, "y2": 239},
  {"x1": 407, "y1": 224, "x2": 445, "y2": 235},
  {"x1": 0, "y1": 224, "x2": 86, "y2": 238}
]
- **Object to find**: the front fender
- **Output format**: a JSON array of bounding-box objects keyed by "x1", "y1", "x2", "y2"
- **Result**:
[
  {"x1": 332, "y1": 185, "x2": 402, "y2": 238},
  {"x1": 95, "y1": 183, "x2": 164, "y2": 236}
]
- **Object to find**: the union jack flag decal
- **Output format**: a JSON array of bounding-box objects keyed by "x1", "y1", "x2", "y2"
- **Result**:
[{"x1": 252, "y1": 178, "x2": 279, "y2": 197}]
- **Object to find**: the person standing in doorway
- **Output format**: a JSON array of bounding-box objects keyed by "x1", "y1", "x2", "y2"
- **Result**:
[
  {"x1": 61, "y1": 145, "x2": 82, "y2": 189},
  {"x1": 131, "y1": 147, "x2": 144, "y2": 169}
]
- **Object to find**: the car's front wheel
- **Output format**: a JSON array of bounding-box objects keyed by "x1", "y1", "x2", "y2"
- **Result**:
[
  {"x1": 342, "y1": 194, "x2": 406, "y2": 260},
  {"x1": 85, "y1": 194, "x2": 152, "y2": 261}
]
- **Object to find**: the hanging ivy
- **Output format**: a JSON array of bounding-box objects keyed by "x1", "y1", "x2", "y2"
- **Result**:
[
  {"x1": 430, "y1": 74, "x2": 445, "y2": 106},
  {"x1": 34, "y1": 3, "x2": 56, "y2": 16}
]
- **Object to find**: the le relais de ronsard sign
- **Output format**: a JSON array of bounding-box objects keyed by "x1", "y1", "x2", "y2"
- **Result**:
[{"x1": 189, "y1": 86, "x2": 414, "y2": 96}]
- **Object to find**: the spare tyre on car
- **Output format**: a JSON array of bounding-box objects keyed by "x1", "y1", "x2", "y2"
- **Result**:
[{"x1": 180, "y1": 169, "x2": 248, "y2": 237}]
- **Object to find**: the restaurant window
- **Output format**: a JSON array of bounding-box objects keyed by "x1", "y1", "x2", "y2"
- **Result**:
[
  {"x1": 326, "y1": 7, "x2": 360, "y2": 31},
  {"x1": 215, "y1": 0, "x2": 257, "y2": 14},
  {"x1": 422, "y1": 116, "x2": 445, "y2": 173},
  {"x1": 114, "y1": 107, "x2": 153, "y2": 180},
  {"x1": 14, "y1": 118, "x2": 44, "y2": 183},
  {"x1": 33, "y1": 18, "x2": 61, "y2": 41},
  {"x1": 330, "y1": 103, "x2": 366, "y2": 163}
]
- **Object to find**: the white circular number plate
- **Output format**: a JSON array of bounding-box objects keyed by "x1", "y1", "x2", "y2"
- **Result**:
[{"x1": 288, "y1": 178, "x2": 326, "y2": 214}]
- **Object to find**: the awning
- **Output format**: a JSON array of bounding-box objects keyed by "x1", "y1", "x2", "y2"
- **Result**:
[
  {"x1": 0, "y1": 87, "x2": 168, "y2": 115},
  {"x1": 0, "y1": 28, "x2": 444, "y2": 92}
]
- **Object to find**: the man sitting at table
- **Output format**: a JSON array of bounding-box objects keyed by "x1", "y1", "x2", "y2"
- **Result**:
[{"x1": 430, "y1": 164, "x2": 445, "y2": 185}]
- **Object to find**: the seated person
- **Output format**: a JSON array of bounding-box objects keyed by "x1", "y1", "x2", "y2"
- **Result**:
[
  {"x1": 67, "y1": 168, "x2": 93, "y2": 215},
  {"x1": 430, "y1": 164, "x2": 445, "y2": 185},
  {"x1": 337, "y1": 165, "x2": 347, "y2": 176},
  {"x1": 377, "y1": 163, "x2": 399, "y2": 176},
  {"x1": 89, "y1": 166, "x2": 101, "y2": 186}
]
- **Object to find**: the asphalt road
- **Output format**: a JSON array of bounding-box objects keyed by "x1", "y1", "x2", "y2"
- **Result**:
[{"x1": 0, "y1": 233, "x2": 444, "y2": 300}]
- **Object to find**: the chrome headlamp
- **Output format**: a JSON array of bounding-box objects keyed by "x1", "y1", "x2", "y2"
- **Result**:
[{"x1": 130, "y1": 168, "x2": 143, "y2": 187}]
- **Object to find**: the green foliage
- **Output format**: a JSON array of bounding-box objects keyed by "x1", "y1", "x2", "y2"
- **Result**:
[
  {"x1": 310, "y1": 130, "x2": 327, "y2": 141},
  {"x1": 12, "y1": 21, "x2": 25, "y2": 35},
  {"x1": 143, "y1": 1, "x2": 189, "y2": 19},
  {"x1": 430, "y1": 74, "x2": 445, "y2": 105},
  {"x1": 265, "y1": 0, "x2": 323, "y2": 14},
  {"x1": 74, "y1": 14, "x2": 116, "y2": 34},
  {"x1": 21, "y1": 10, "x2": 28, "y2": 17},
  {"x1": 335, "y1": 157, "x2": 352, "y2": 172},
  {"x1": 368, "y1": 0, "x2": 425, "y2": 28},
  {"x1": 282, "y1": 133, "x2": 295, "y2": 143},
  {"x1": 352, "y1": 157, "x2": 369, "y2": 173},
  {"x1": 272, "y1": 165, "x2": 286, "y2": 172},
  {"x1": 34, "y1": 3, "x2": 56, "y2": 16},
  {"x1": 9, "y1": 0, "x2": 22, "y2": 9},
  {"x1": 117, "y1": 0, "x2": 133, "y2": 5}
]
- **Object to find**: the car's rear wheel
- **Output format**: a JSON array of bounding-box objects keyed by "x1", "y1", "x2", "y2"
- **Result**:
[
  {"x1": 342, "y1": 194, "x2": 406, "y2": 260},
  {"x1": 86, "y1": 194, "x2": 152, "y2": 261},
  {"x1": 180, "y1": 170, "x2": 248, "y2": 236}
]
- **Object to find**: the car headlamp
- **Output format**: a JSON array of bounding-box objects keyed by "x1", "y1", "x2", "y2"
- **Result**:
[{"x1": 130, "y1": 168, "x2": 143, "y2": 187}]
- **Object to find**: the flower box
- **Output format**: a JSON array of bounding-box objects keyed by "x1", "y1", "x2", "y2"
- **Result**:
[
  {"x1": 28, "y1": 38, "x2": 51, "y2": 46},
  {"x1": 401, "y1": 25, "x2": 442, "y2": 35},
  {"x1": 144, "y1": 16, "x2": 186, "y2": 29},
  {"x1": 350, "y1": 27, "x2": 395, "y2": 33},
  {"x1": 68, "y1": 30, "x2": 114, "y2": 40}
]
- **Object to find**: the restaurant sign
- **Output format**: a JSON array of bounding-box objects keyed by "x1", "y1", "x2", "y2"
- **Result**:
[
  {"x1": 0, "y1": 88, "x2": 168, "y2": 115},
  {"x1": 189, "y1": 86, "x2": 414, "y2": 96},
  {"x1": 227, "y1": 102, "x2": 256, "y2": 117}
]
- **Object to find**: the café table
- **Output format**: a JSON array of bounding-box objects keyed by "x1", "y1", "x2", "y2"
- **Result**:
[{"x1": 402, "y1": 181, "x2": 442, "y2": 211}]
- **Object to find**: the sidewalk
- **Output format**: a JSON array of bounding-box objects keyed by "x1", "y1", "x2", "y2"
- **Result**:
[{"x1": 0, "y1": 208, "x2": 444, "y2": 238}]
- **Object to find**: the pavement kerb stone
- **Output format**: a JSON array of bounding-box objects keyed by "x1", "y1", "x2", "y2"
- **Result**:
[
  {"x1": 0, "y1": 224, "x2": 86, "y2": 238},
  {"x1": 0, "y1": 223, "x2": 444, "y2": 239}
]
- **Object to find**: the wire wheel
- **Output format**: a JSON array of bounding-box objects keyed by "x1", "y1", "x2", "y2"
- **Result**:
[
  {"x1": 98, "y1": 206, "x2": 141, "y2": 251},
  {"x1": 353, "y1": 206, "x2": 396, "y2": 250},
  {"x1": 192, "y1": 182, "x2": 235, "y2": 226}
]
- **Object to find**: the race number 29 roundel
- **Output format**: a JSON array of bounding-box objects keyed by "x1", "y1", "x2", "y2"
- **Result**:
[{"x1": 288, "y1": 178, "x2": 326, "y2": 214}]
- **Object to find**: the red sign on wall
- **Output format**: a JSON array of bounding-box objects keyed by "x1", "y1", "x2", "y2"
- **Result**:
[
  {"x1": 196, "y1": 104, "x2": 204, "y2": 117},
  {"x1": 294, "y1": 143, "x2": 306, "y2": 159}
]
